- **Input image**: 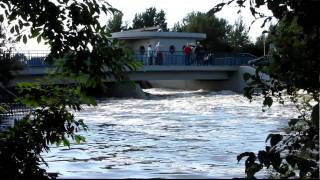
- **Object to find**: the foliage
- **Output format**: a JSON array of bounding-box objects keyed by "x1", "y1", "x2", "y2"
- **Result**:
[
  {"x1": 244, "y1": 35, "x2": 265, "y2": 57},
  {"x1": 0, "y1": 24, "x2": 5, "y2": 48},
  {"x1": 0, "y1": 23, "x2": 24, "y2": 117},
  {"x1": 107, "y1": 11, "x2": 127, "y2": 33},
  {"x1": 1, "y1": 82, "x2": 89, "y2": 179},
  {"x1": 172, "y1": 12, "x2": 232, "y2": 52},
  {"x1": 0, "y1": 23, "x2": 24, "y2": 86},
  {"x1": 0, "y1": 53, "x2": 24, "y2": 86},
  {"x1": 132, "y1": 7, "x2": 168, "y2": 31},
  {"x1": 172, "y1": 12, "x2": 261, "y2": 54},
  {"x1": 212, "y1": 0, "x2": 319, "y2": 179},
  {"x1": 0, "y1": 0, "x2": 139, "y2": 179},
  {"x1": 227, "y1": 17, "x2": 251, "y2": 53},
  {"x1": 237, "y1": 99, "x2": 319, "y2": 179}
]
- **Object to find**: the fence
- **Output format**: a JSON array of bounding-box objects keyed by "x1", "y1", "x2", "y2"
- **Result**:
[
  {"x1": 126, "y1": 51, "x2": 255, "y2": 66},
  {"x1": 0, "y1": 85, "x2": 32, "y2": 119},
  {"x1": 1, "y1": 50, "x2": 256, "y2": 67}
]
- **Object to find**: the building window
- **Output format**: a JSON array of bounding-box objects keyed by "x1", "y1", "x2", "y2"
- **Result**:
[
  {"x1": 139, "y1": 46, "x2": 145, "y2": 54},
  {"x1": 169, "y1": 45, "x2": 175, "y2": 54}
]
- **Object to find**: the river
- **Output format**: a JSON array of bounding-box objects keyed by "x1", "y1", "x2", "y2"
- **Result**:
[{"x1": 42, "y1": 88, "x2": 297, "y2": 179}]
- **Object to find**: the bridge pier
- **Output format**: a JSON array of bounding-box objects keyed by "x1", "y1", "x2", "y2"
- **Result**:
[{"x1": 104, "y1": 82, "x2": 147, "y2": 99}]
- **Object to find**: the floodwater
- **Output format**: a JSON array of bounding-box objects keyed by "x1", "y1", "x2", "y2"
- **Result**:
[{"x1": 42, "y1": 89, "x2": 297, "y2": 179}]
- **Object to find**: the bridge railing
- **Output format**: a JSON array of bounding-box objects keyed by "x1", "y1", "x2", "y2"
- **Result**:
[
  {"x1": 1, "y1": 50, "x2": 256, "y2": 67},
  {"x1": 132, "y1": 51, "x2": 255, "y2": 66},
  {"x1": 1, "y1": 50, "x2": 50, "y2": 67}
]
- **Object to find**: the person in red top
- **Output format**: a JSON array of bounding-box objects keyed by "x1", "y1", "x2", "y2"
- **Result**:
[{"x1": 183, "y1": 43, "x2": 192, "y2": 65}]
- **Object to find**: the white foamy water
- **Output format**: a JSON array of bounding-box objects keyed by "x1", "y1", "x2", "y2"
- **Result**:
[{"x1": 42, "y1": 89, "x2": 298, "y2": 179}]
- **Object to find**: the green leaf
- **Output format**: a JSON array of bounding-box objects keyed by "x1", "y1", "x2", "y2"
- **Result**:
[
  {"x1": 74, "y1": 135, "x2": 86, "y2": 144},
  {"x1": 75, "y1": 135, "x2": 81, "y2": 144},
  {"x1": 243, "y1": 72, "x2": 252, "y2": 81},
  {"x1": 266, "y1": 134, "x2": 282, "y2": 146},
  {"x1": 10, "y1": 26, "x2": 14, "y2": 33},
  {"x1": 16, "y1": 35, "x2": 22, "y2": 42},
  {"x1": 0, "y1": 105, "x2": 7, "y2": 113},
  {"x1": 244, "y1": 87, "x2": 254, "y2": 100},
  {"x1": 237, "y1": 152, "x2": 256, "y2": 162},
  {"x1": 257, "y1": 150, "x2": 270, "y2": 167},
  {"x1": 288, "y1": 118, "x2": 300, "y2": 126},
  {"x1": 246, "y1": 163, "x2": 263, "y2": 179},
  {"x1": 311, "y1": 103, "x2": 319, "y2": 128},
  {"x1": 286, "y1": 155, "x2": 298, "y2": 167},
  {"x1": 18, "y1": 20, "x2": 23, "y2": 29},
  {"x1": 31, "y1": 28, "x2": 42, "y2": 38},
  {"x1": 56, "y1": 139, "x2": 62, "y2": 147},
  {"x1": 0, "y1": 14, "x2": 3, "y2": 23},
  {"x1": 14, "y1": 25, "x2": 19, "y2": 33},
  {"x1": 0, "y1": 3, "x2": 5, "y2": 9},
  {"x1": 270, "y1": 151, "x2": 282, "y2": 170},
  {"x1": 37, "y1": 35, "x2": 41, "y2": 43},
  {"x1": 63, "y1": 138, "x2": 70, "y2": 147},
  {"x1": 23, "y1": 35, "x2": 27, "y2": 44},
  {"x1": 263, "y1": 97, "x2": 273, "y2": 107}
]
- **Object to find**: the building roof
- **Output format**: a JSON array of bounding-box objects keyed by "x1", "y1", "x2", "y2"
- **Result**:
[
  {"x1": 111, "y1": 31, "x2": 206, "y2": 40},
  {"x1": 124, "y1": 25, "x2": 162, "y2": 32}
]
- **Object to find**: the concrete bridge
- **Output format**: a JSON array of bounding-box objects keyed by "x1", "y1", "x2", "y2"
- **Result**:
[
  {"x1": 11, "y1": 65, "x2": 256, "y2": 94},
  {"x1": 8, "y1": 51, "x2": 257, "y2": 94}
]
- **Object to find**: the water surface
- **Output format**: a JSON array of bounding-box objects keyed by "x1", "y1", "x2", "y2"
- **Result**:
[{"x1": 43, "y1": 89, "x2": 297, "y2": 179}]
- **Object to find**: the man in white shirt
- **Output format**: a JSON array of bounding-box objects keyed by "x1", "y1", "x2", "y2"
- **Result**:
[{"x1": 147, "y1": 44, "x2": 154, "y2": 65}]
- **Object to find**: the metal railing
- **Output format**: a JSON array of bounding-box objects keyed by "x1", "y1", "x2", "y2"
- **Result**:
[
  {"x1": 128, "y1": 51, "x2": 255, "y2": 66},
  {"x1": 0, "y1": 50, "x2": 256, "y2": 67},
  {"x1": 0, "y1": 87, "x2": 32, "y2": 121},
  {"x1": 1, "y1": 50, "x2": 50, "y2": 67}
]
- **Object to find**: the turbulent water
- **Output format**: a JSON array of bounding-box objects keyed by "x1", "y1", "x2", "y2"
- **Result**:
[{"x1": 42, "y1": 89, "x2": 297, "y2": 179}]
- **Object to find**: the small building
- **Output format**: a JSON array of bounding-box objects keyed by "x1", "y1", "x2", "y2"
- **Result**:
[
  {"x1": 111, "y1": 26, "x2": 206, "y2": 65},
  {"x1": 112, "y1": 27, "x2": 205, "y2": 53},
  {"x1": 112, "y1": 29, "x2": 206, "y2": 52}
]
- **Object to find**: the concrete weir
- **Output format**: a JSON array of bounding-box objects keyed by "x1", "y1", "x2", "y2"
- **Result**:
[
  {"x1": 148, "y1": 66, "x2": 256, "y2": 93},
  {"x1": 107, "y1": 66, "x2": 256, "y2": 98}
]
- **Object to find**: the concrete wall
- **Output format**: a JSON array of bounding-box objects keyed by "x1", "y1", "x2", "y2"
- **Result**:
[
  {"x1": 148, "y1": 66, "x2": 256, "y2": 93},
  {"x1": 222, "y1": 66, "x2": 256, "y2": 93},
  {"x1": 149, "y1": 80, "x2": 227, "y2": 91}
]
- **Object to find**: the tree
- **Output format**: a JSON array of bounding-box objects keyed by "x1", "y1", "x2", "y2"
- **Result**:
[
  {"x1": 107, "y1": 11, "x2": 126, "y2": 33},
  {"x1": 211, "y1": 0, "x2": 319, "y2": 178},
  {"x1": 172, "y1": 12, "x2": 232, "y2": 52},
  {"x1": 227, "y1": 17, "x2": 251, "y2": 52},
  {"x1": 0, "y1": 0, "x2": 139, "y2": 179},
  {"x1": 172, "y1": 21, "x2": 186, "y2": 32},
  {"x1": 132, "y1": 7, "x2": 168, "y2": 31},
  {"x1": 0, "y1": 24, "x2": 22, "y2": 86},
  {"x1": 0, "y1": 23, "x2": 24, "y2": 115}
]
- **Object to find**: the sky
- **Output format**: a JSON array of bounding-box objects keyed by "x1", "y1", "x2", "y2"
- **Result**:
[
  {"x1": 106, "y1": 0, "x2": 273, "y2": 39},
  {"x1": 15, "y1": 0, "x2": 274, "y2": 50}
]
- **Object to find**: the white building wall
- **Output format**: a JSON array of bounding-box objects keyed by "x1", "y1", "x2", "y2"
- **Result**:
[{"x1": 125, "y1": 38, "x2": 199, "y2": 54}]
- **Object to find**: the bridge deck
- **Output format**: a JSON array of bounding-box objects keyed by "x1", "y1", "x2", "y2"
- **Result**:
[{"x1": 6, "y1": 50, "x2": 255, "y2": 85}]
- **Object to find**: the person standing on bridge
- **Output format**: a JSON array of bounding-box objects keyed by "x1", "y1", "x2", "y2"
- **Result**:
[
  {"x1": 147, "y1": 44, "x2": 154, "y2": 65},
  {"x1": 194, "y1": 41, "x2": 206, "y2": 65},
  {"x1": 183, "y1": 43, "x2": 192, "y2": 65},
  {"x1": 155, "y1": 42, "x2": 163, "y2": 65}
]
